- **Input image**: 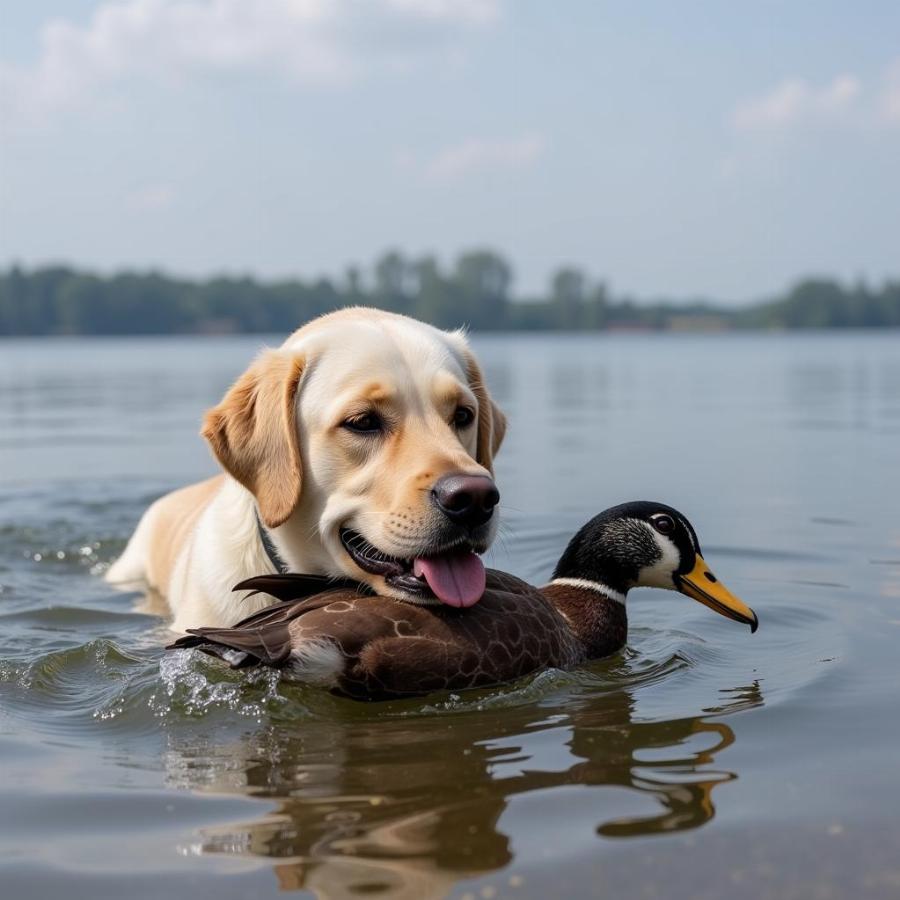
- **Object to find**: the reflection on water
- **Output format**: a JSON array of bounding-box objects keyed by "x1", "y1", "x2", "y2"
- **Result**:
[{"x1": 163, "y1": 679, "x2": 762, "y2": 896}]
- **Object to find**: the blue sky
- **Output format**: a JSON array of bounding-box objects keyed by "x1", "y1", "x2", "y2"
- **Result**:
[{"x1": 1, "y1": 1, "x2": 898, "y2": 302}]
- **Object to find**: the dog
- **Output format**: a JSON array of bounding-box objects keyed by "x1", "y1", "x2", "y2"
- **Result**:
[{"x1": 106, "y1": 307, "x2": 507, "y2": 632}]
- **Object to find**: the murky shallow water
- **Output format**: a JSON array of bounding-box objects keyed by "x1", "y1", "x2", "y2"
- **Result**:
[{"x1": 1, "y1": 332, "x2": 899, "y2": 899}]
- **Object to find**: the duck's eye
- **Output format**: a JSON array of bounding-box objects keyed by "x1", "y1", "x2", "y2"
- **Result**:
[
  {"x1": 453, "y1": 406, "x2": 475, "y2": 429},
  {"x1": 653, "y1": 515, "x2": 675, "y2": 535},
  {"x1": 342, "y1": 412, "x2": 384, "y2": 434}
]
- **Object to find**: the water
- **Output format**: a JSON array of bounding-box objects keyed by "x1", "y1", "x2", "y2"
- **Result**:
[{"x1": 1, "y1": 332, "x2": 899, "y2": 899}]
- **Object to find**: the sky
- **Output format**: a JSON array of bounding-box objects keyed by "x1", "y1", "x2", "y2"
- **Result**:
[{"x1": 1, "y1": 0, "x2": 898, "y2": 303}]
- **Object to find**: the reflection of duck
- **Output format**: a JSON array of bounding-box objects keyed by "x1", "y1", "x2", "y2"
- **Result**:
[
  {"x1": 176, "y1": 679, "x2": 764, "y2": 897},
  {"x1": 171, "y1": 502, "x2": 758, "y2": 699}
]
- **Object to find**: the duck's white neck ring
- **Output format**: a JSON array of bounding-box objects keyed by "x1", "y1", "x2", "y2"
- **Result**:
[{"x1": 547, "y1": 577, "x2": 627, "y2": 605}]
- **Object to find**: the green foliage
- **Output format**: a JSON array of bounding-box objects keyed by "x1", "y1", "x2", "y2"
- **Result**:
[{"x1": 1, "y1": 254, "x2": 898, "y2": 336}]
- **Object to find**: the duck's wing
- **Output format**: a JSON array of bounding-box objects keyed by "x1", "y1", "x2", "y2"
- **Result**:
[
  {"x1": 167, "y1": 606, "x2": 304, "y2": 667},
  {"x1": 484, "y1": 568, "x2": 536, "y2": 594},
  {"x1": 166, "y1": 589, "x2": 363, "y2": 668},
  {"x1": 233, "y1": 573, "x2": 368, "y2": 603}
]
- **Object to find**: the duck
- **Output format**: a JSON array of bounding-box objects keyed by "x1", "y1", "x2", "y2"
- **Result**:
[{"x1": 168, "y1": 501, "x2": 758, "y2": 700}]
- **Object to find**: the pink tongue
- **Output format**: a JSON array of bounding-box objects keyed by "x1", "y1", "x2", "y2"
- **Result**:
[{"x1": 412, "y1": 551, "x2": 486, "y2": 608}]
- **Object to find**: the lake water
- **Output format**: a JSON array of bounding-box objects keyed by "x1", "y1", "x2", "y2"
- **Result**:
[{"x1": 1, "y1": 332, "x2": 899, "y2": 899}]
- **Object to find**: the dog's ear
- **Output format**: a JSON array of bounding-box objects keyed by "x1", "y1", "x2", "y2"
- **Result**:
[
  {"x1": 463, "y1": 352, "x2": 507, "y2": 473},
  {"x1": 202, "y1": 350, "x2": 305, "y2": 529}
]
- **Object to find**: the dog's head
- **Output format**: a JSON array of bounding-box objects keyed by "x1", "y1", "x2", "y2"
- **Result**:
[{"x1": 202, "y1": 309, "x2": 506, "y2": 607}]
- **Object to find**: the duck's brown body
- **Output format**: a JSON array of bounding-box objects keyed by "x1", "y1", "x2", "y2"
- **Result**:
[{"x1": 170, "y1": 570, "x2": 627, "y2": 700}]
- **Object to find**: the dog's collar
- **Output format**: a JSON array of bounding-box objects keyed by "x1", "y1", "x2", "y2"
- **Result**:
[
  {"x1": 255, "y1": 514, "x2": 290, "y2": 575},
  {"x1": 252, "y1": 516, "x2": 368, "y2": 594}
]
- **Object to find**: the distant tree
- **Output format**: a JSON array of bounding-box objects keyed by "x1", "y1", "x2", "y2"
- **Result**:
[
  {"x1": 0, "y1": 264, "x2": 27, "y2": 334},
  {"x1": 344, "y1": 265, "x2": 364, "y2": 303},
  {"x1": 585, "y1": 282, "x2": 609, "y2": 329},
  {"x1": 879, "y1": 281, "x2": 900, "y2": 326},
  {"x1": 787, "y1": 279, "x2": 853, "y2": 327},
  {"x1": 408, "y1": 256, "x2": 454, "y2": 327},
  {"x1": 1, "y1": 259, "x2": 898, "y2": 336},
  {"x1": 452, "y1": 250, "x2": 511, "y2": 329},
  {"x1": 374, "y1": 251, "x2": 413, "y2": 315},
  {"x1": 550, "y1": 267, "x2": 588, "y2": 330}
]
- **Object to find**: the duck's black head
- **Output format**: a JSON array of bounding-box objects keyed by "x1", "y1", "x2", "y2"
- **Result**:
[{"x1": 552, "y1": 501, "x2": 758, "y2": 632}]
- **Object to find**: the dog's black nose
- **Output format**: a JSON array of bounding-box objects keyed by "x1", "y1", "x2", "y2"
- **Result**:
[{"x1": 432, "y1": 475, "x2": 500, "y2": 529}]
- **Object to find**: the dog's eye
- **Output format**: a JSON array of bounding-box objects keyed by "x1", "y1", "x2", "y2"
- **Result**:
[
  {"x1": 453, "y1": 406, "x2": 475, "y2": 429},
  {"x1": 652, "y1": 515, "x2": 675, "y2": 535},
  {"x1": 342, "y1": 412, "x2": 383, "y2": 434}
]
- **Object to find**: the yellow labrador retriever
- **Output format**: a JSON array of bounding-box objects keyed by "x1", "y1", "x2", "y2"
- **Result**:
[{"x1": 107, "y1": 308, "x2": 506, "y2": 633}]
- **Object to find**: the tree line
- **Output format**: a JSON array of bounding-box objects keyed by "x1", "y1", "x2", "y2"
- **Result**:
[{"x1": 1, "y1": 250, "x2": 898, "y2": 336}]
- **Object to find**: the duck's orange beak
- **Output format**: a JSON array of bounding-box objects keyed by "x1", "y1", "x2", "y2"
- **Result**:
[{"x1": 676, "y1": 555, "x2": 758, "y2": 632}]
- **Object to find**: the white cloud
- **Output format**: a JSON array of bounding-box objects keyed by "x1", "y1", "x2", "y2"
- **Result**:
[
  {"x1": 128, "y1": 183, "x2": 176, "y2": 212},
  {"x1": 881, "y1": 58, "x2": 900, "y2": 124},
  {"x1": 424, "y1": 134, "x2": 545, "y2": 180},
  {"x1": 0, "y1": 0, "x2": 500, "y2": 126},
  {"x1": 732, "y1": 74, "x2": 861, "y2": 131},
  {"x1": 819, "y1": 74, "x2": 861, "y2": 111},
  {"x1": 385, "y1": 0, "x2": 499, "y2": 25},
  {"x1": 735, "y1": 79, "x2": 808, "y2": 130}
]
